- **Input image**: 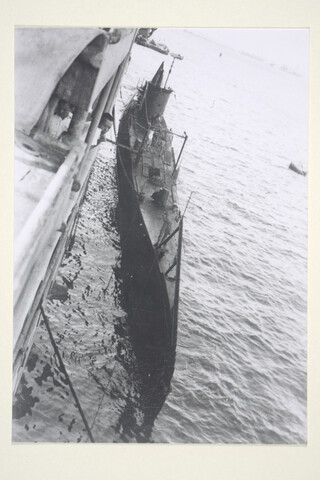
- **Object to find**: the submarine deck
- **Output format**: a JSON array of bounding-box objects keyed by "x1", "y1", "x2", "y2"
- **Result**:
[{"x1": 126, "y1": 111, "x2": 181, "y2": 309}]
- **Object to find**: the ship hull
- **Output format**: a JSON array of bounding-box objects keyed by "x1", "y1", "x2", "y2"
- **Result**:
[
  {"x1": 117, "y1": 113, "x2": 178, "y2": 343},
  {"x1": 13, "y1": 28, "x2": 137, "y2": 395},
  {"x1": 116, "y1": 107, "x2": 182, "y2": 371}
]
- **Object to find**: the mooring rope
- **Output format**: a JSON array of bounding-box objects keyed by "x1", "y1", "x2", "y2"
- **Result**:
[
  {"x1": 85, "y1": 359, "x2": 119, "y2": 442},
  {"x1": 40, "y1": 304, "x2": 95, "y2": 443}
]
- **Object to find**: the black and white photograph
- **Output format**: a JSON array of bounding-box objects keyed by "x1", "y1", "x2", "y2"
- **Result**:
[{"x1": 12, "y1": 27, "x2": 308, "y2": 444}]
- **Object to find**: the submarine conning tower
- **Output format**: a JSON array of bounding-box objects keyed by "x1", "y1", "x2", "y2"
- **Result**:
[{"x1": 138, "y1": 62, "x2": 173, "y2": 127}]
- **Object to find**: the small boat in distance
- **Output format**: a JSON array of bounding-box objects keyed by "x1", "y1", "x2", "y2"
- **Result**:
[
  {"x1": 170, "y1": 52, "x2": 184, "y2": 61},
  {"x1": 147, "y1": 39, "x2": 170, "y2": 55},
  {"x1": 288, "y1": 162, "x2": 307, "y2": 176},
  {"x1": 116, "y1": 62, "x2": 187, "y2": 373},
  {"x1": 136, "y1": 35, "x2": 170, "y2": 55}
]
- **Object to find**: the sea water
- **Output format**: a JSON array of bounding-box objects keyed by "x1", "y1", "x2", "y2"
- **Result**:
[{"x1": 12, "y1": 29, "x2": 308, "y2": 443}]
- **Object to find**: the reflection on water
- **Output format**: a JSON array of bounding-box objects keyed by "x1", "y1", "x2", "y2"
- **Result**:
[{"x1": 12, "y1": 145, "x2": 176, "y2": 443}]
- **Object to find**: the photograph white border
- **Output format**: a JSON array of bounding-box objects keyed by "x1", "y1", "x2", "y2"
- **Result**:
[{"x1": 1, "y1": 1, "x2": 319, "y2": 479}]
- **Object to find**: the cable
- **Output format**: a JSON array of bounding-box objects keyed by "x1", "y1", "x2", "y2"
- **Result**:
[
  {"x1": 40, "y1": 304, "x2": 95, "y2": 443},
  {"x1": 86, "y1": 359, "x2": 118, "y2": 442}
]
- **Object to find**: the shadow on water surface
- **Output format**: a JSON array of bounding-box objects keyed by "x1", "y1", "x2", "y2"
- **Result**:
[
  {"x1": 12, "y1": 308, "x2": 175, "y2": 443},
  {"x1": 12, "y1": 152, "x2": 176, "y2": 443}
]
